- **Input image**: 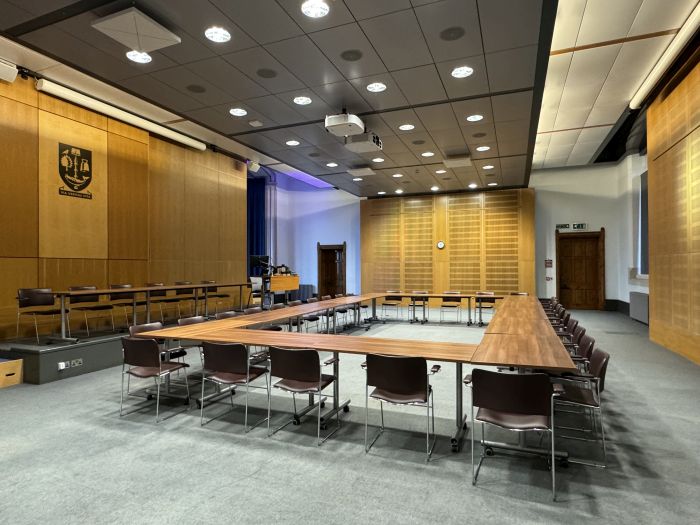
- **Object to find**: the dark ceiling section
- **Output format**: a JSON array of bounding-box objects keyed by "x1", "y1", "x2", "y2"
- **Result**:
[{"x1": 0, "y1": 0, "x2": 557, "y2": 196}]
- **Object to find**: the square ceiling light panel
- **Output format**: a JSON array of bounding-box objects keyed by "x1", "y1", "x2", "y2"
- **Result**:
[{"x1": 91, "y1": 7, "x2": 181, "y2": 53}]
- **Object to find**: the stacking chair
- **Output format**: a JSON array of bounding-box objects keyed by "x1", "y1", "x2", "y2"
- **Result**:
[
  {"x1": 244, "y1": 306, "x2": 283, "y2": 332},
  {"x1": 269, "y1": 303, "x2": 288, "y2": 330},
  {"x1": 334, "y1": 294, "x2": 350, "y2": 327},
  {"x1": 144, "y1": 283, "x2": 176, "y2": 322},
  {"x1": 108, "y1": 284, "x2": 136, "y2": 329},
  {"x1": 382, "y1": 291, "x2": 403, "y2": 320},
  {"x1": 475, "y1": 291, "x2": 496, "y2": 323},
  {"x1": 200, "y1": 280, "x2": 231, "y2": 314},
  {"x1": 129, "y1": 322, "x2": 188, "y2": 362},
  {"x1": 200, "y1": 341, "x2": 269, "y2": 431},
  {"x1": 440, "y1": 291, "x2": 462, "y2": 323},
  {"x1": 408, "y1": 290, "x2": 430, "y2": 322},
  {"x1": 555, "y1": 317, "x2": 579, "y2": 342},
  {"x1": 174, "y1": 281, "x2": 196, "y2": 318},
  {"x1": 215, "y1": 310, "x2": 241, "y2": 320},
  {"x1": 553, "y1": 348, "x2": 610, "y2": 466},
  {"x1": 363, "y1": 354, "x2": 441, "y2": 461},
  {"x1": 267, "y1": 347, "x2": 341, "y2": 446},
  {"x1": 287, "y1": 300, "x2": 305, "y2": 330},
  {"x1": 468, "y1": 369, "x2": 561, "y2": 501},
  {"x1": 303, "y1": 297, "x2": 322, "y2": 332},
  {"x1": 119, "y1": 337, "x2": 190, "y2": 423},
  {"x1": 177, "y1": 316, "x2": 206, "y2": 358},
  {"x1": 319, "y1": 295, "x2": 335, "y2": 331},
  {"x1": 571, "y1": 334, "x2": 595, "y2": 371},
  {"x1": 16, "y1": 288, "x2": 62, "y2": 343},
  {"x1": 68, "y1": 285, "x2": 115, "y2": 337}
]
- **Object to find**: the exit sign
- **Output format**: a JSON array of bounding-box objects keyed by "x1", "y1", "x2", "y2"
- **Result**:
[{"x1": 573, "y1": 223, "x2": 588, "y2": 230}]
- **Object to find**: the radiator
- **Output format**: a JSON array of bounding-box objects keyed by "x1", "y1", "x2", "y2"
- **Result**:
[{"x1": 629, "y1": 292, "x2": 649, "y2": 324}]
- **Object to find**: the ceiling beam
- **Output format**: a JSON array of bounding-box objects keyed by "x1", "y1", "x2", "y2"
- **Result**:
[{"x1": 550, "y1": 28, "x2": 679, "y2": 56}]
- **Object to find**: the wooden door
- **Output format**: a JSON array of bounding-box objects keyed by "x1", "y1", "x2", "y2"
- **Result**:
[
  {"x1": 556, "y1": 229, "x2": 605, "y2": 310},
  {"x1": 317, "y1": 242, "x2": 346, "y2": 298}
]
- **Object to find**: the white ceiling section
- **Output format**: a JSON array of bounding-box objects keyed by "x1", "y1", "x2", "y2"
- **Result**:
[
  {"x1": 0, "y1": 0, "x2": 557, "y2": 197},
  {"x1": 534, "y1": 0, "x2": 698, "y2": 169}
]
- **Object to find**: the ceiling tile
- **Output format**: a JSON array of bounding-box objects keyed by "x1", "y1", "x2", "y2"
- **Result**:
[
  {"x1": 265, "y1": 35, "x2": 344, "y2": 86},
  {"x1": 311, "y1": 81, "x2": 373, "y2": 114},
  {"x1": 380, "y1": 109, "x2": 425, "y2": 134},
  {"x1": 309, "y1": 23, "x2": 387, "y2": 79},
  {"x1": 629, "y1": 0, "x2": 696, "y2": 36},
  {"x1": 222, "y1": 47, "x2": 305, "y2": 94},
  {"x1": 429, "y1": 128, "x2": 469, "y2": 156},
  {"x1": 210, "y1": 0, "x2": 303, "y2": 44},
  {"x1": 391, "y1": 64, "x2": 447, "y2": 105},
  {"x1": 0, "y1": 1, "x2": 38, "y2": 30},
  {"x1": 478, "y1": 0, "x2": 542, "y2": 53},
  {"x1": 276, "y1": 0, "x2": 356, "y2": 32},
  {"x1": 185, "y1": 57, "x2": 269, "y2": 100},
  {"x1": 244, "y1": 95, "x2": 304, "y2": 125},
  {"x1": 344, "y1": 0, "x2": 412, "y2": 20},
  {"x1": 549, "y1": 0, "x2": 586, "y2": 50},
  {"x1": 359, "y1": 9, "x2": 433, "y2": 70},
  {"x1": 414, "y1": 103, "x2": 459, "y2": 131},
  {"x1": 485, "y1": 45, "x2": 538, "y2": 91},
  {"x1": 151, "y1": 65, "x2": 234, "y2": 106},
  {"x1": 119, "y1": 74, "x2": 203, "y2": 112},
  {"x1": 495, "y1": 118, "x2": 531, "y2": 143},
  {"x1": 414, "y1": 0, "x2": 483, "y2": 62},
  {"x1": 576, "y1": 0, "x2": 643, "y2": 46},
  {"x1": 451, "y1": 96, "x2": 494, "y2": 125},
  {"x1": 293, "y1": 123, "x2": 344, "y2": 147},
  {"x1": 435, "y1": 55, "x2": 490, "y2": 99},
  {"x1": 157, "y1": 31, "x2": 216, "y2": 65},
  {"x1": 349, "y1": 73, "x2": 409, "y2": 110},
  {"x1": 274, "y1": 88, "x2": 336, "y2": 120},
  {"x1": 492, "y1": 91, "x2": 534, "y2": 122}
]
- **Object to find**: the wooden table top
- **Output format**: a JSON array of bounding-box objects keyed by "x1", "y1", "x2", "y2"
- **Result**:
[
  {"x1": 54, "y1": 282, "x2": 251, "y2": 296},
  {"x1": 471, "y1": 333, "x2": 575, "y2": 371},
  {"x1": 380, "y1": 292, "x2": 505, "y2": 300}
]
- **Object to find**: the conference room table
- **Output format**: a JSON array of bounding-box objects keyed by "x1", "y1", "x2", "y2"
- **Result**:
[
  {"x1": 52, "y1": 282, "x2": 250, "y2": 342},
  {"x1": 140, "y1": 293, "x2": 575, "y2": 452}
]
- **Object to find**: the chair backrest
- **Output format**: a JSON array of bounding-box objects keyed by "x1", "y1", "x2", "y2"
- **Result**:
[
  {"x1": 442, "y1": 291, "x2": 461, "y2": 304},
  {"x1": 510, "y1": 291, "x2": 528, "y2": 296},
  {"x1": 321, "y1": 295, "x2": 332, "y2": 300},
  {"x1": 566, "y1": 317, "x2": 578, "y2": 333},
  {"x1": 200, "y1": 280, "x2": 218, "y2": 293},
  {"x1": 244, "y1": 307, "x2": 262, "y2": 315},
  {"x1": 215, "y1": 310, "x2": 241, "y2": 320},
  {"x1": 589, "y1": 348, "x2": 610, "y2": 393},
  {"x1": 109, "y1": 284, "x2": 134, "y2": 302},
  {"x1": 577, "y1": 334, "x2": 595, "y2": 360},
  {"x1": 288, "y1": 300, "x2": 302, "y2": 306},
  {"x1": 562, "y1": 312, "x2": 571, "y2": 325},
  {"x1": 471, "y1": 368, "x2": 553, "y2": 416},
  {"x1": 366, "y1": 354, "x2": 427, "y2": 395},
  {"x1": 175, "y1": 281, "x2": 193, "y2": 296},
  {"x1": 270, "y1": 303, "x2": 286, "y2": 310},
  {"x1": 572, "y1": 324, "x2": 586, "y2": 344},
  {"x1": 129, "y1": 322, "x2": 164, "y2": 336},
  {"x1": 250, "y1": 277, "x2": 262, "y2": 292},
  {"x1": 269, "y1": 347, "x2": 320, "y2": 382},
  {"x1": 17, "y1": 288, "x2": 55, "y2": 308},
  {"x1": 68, "y1": 285, "x2": 100, "y2": 304},
  {"x1": 202, "y1": 341, "x2": 248, "y2": 374},
  {"x1": 334, "y1": 293, "x2": 344, "y2": 298},
  {"x1": 122, "y1": 337, "x2": 161, "y2": 368},
  {"x1": 385, "y1": 291, "x2": 403, "y2": 302},
  {"x1": 411, "y1": 290, "x2": 428, "y2": 294},
  {"x1": 476, "y1": 290, "x2": 495, "y2": 296},
  {"x1": 178, "y1": 315, "x2": 206, "y2": 326},
  {"x1": 307, "y1": 297, "x2": 319, "y2": 303},
  {"x1": 146, "y1": 282, "x2": 166, "y2": 298}
]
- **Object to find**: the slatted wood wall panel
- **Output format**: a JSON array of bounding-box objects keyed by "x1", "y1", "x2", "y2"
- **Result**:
[
  {"x1": 0, "y1": 78, "x2": 247, "y2": 339},
  {"x1": 647, "y1": 60, "x2": 700, "y2": 364},
  {"x1": 361, "y1": 189, "x2": 534, "y2": 300},
  {"x1": 447, "y1": 193, "x2": 482, "y2": 292}
]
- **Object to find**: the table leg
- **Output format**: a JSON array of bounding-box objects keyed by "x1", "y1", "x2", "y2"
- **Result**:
[
  {"x1": 297, "y1": 315, "x2": 302, "y2": 333},
  {"x1": 320, "y1": 351, "x2": 350, "y2": 425},
  {"x1": 132, "y1": 295, "x2": 137, "y2": 326},
  {"x1": 451, "y1": 362, "x2": 468, "y2": 452},
  {"x1": 239, "y1": 285, "x2": 243, "y2": 311},
  {"x1": 467, "y1": 297, "x2": 473, "y2": 326},
  {"x1": 146, "y1": 291, "x2": 151, "y2": 323},
  {"x1": 478, "y1": 299, "x2": 483, "y2": 326},
  {"x1": 204, "y1": 288, "x2": 209, "y2": 318},
  {"x1": 194, "y1": 288, "x2": 200, "y2": 316},
  {"x1": 332, "y1": 308, "x2": 337, "y2": 334},
  {"x1": 372, "y1": 298, "x2": 377, "y2": 318},
  {"x1": 422, "y1": 300, "x2": 427, "y2": 324},
  {"x1": 60, "y1": 294, "x2": 67, "y2": 339}
]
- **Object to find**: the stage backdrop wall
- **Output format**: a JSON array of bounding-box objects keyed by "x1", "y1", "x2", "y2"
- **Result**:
[{"x1": 0, "y1": 77, "x2": 247, "y2": 339}]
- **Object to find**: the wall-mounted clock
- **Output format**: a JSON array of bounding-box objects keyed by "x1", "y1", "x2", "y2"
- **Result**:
[{"x1": 436, "y1": 240, "x2": 446, "y2": 250}]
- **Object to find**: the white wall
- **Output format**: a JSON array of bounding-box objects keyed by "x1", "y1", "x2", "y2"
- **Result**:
[
  {"x1": 529, "y1": 154, "x2": 649, "y2": 302},
  {"x1": 274, "y1": 185, "x2": 361, "y2": 295}
]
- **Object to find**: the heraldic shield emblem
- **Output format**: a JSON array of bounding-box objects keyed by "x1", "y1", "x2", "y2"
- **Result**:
[{"x1": 58, "y1": 143, "x2": 93, "y2": 199}]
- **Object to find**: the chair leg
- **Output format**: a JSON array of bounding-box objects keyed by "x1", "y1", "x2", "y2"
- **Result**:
[
  {"x1": 120, "y1": 367, "x2": 126, "y2": 417},
  {"x1": 200, "y1": 375, "x2": 207, "y2": 425},
  {"x1": 470, "y1": 400, "x2": 475, "y2": 483},
  {"x1": 267, "y1": 379, "x2": 272, "y2": 437},
  {"x1": 33, "y1": 314, "x2": 39, "y2": 344},
  {"x1": 16, "y1": 311, "x2": 21, "y2": 340},
  {"x1": 155, "y1": 376, "x2": 161, "y2": 423},
  {"x1": 110, "y1": 311, "x2": 116, "y2": 332},
  {"x1": 84, "y1": 312, "x2": 90, "y2": 337},
  {"x1": 598, "y1": 405, "x2": 607, "y2": 465},
  {"x1": 551, "y1": 399, "x2": 556, "y2": 501},
  {"x1": 245, "y1": 380, "x2": 250, "y2": 431}
]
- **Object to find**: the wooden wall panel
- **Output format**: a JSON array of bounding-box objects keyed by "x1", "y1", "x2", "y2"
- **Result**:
[
  {"x1": 219, "y1": 161, "x2": 247, "y2": 261},
  {"x1": 0, "y1": 258, "x2": 38, "y2": 339},
  {"x1": 0, "y1": 95, "x2": 38, "y2": 257},
  {"x1": 185, "y1": 164, "x2": 220, "y2": 261},
  {"x1": 361, "y1": 189, "x2": 535, "y2": 297},
  {"x1": 108, "y1": 134, "x2": 149, "y2": 260},
  {"x1": 108, "y1": 260, "x2": 149, "y2": 286},
  {"x1": 148, "y1": 138, "x2": 185, "y2": 260},
  {"x1": 648, "y1": 60, "x2": 700, "y2": 364},
  {"x1": 38, "y1": 93, "x2": 107, "y2": 130},
  {"x1": 38, "y1": 258, "x2": 108, "y2": 290},
  {"x1": 0, "y1": 77, "x2": 37, "y2": 106}
]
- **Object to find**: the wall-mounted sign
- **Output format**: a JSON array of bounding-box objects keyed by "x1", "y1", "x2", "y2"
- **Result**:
[
  {"x1": 58, "y1": 143, "x2": 93, "y2": 199},
  {"x1": 545, "y1": 258, "x2": 553, "y2": 268},
  {"x1": 555, "y1": 223, "x2": 570, "y2": 229},
  {"x1": 573, "y1": 223, "x2": 588, "y2": 230}
]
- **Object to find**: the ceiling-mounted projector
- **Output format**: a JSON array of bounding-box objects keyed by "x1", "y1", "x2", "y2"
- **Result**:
[
  {"x1": 325, "y1": 113, "x2": 364, "y2": 137},
  {"x1": 0, "y1": 58, "x2": 18, "y2": 83},
  {"x1": 345, "y1": 132, "x2": 383, "y2": 153}
]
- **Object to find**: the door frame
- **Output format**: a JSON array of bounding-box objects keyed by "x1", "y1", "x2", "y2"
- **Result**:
[
  {"x1": 555, "y1": 228, "x2": 605, "y2": 310},
  {"x1": 317, "y1": 242, "x2": 346, "y2": 297}
]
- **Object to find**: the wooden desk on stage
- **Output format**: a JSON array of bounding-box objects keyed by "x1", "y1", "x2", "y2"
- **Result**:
[{"x1": 268, "y1": 275, "x2": 300, "y2": 293}]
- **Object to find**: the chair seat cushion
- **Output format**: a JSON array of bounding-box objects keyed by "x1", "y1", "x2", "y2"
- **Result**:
[
  {"x1": 166, "y1": 349, "x2": 188, "y2": 359},
  {"x1": 336, "y1": 308, "x2": 348, "y2": 313},
  {"x1": 557, "y1": 384, "x2": 599, "y2": 407},
  {"x1": 383, "y1": 302, "x2": 400, "y2": 306},
  {"x1": 274, "y1": 373, "x2": 335, "y2": 394},
  {"x1": 303, "y1": 315, "x2": 320, "y2": 322},
  {"x1": 72, "y1": 304, "x2": 114, "y2": 311},
  {"x1": 262, "y1": 325, "x2": 283, "y2": 331},
  {"x1": 370, "y1": 387, "x2": 428, "y2": 405},
  {"x1": 208, "y1": 366, "x2": 267, "y2": 385},
  {"x1": 22, "y1": 308, "x2": 63, "y2": 316},
  {"x1": 476, "y1": 408, "x2": 550, "y2": 430},
  {"x1": 127, "y1": 361, "x2": 186, "y2": 378}
]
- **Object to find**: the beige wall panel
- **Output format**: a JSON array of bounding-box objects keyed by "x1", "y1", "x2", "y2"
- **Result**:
[
  {"x1": 107, "y1": 118, "x2": 149, "y2": 144},
  {"x1": 184, "y1": 163, "x2": 219, "y2": 261},
  {"x1": 38, "y1": 93, "x2": 107, "y2": 129},
  {"x1": 108, "y1": 259, "x2": 149, "y2": 286},
  {"x1": 108, "y1": 134, "x2": 149, "y2": 260},
  {"x1": 38, "y1": 258, "x2": 107, "y2": 290},
  {"x1": 38, "y1": 111, "x2": 108, "y2": 259},
  {"x1": 0, "y1": 96, "x2": 38, "y2": 257},
  {"x1": 0, "y1": 77, "x2": 37, "y2": 106},
  {"x1": 0, "y1": 257, "x2": 39, "y2": 339},
  {"x1": 148, "y1": 138, "x2": 185, "y2": 260}
]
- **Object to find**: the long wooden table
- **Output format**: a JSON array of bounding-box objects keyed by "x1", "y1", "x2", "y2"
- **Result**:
[
  {"x1": 139, "y1": 293, "x2": 574, "y2": 451},
  {"x1": 375, "y1": 292, "x2": 505, "y2": 326}
]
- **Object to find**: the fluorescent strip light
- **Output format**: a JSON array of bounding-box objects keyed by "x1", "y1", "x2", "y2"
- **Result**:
[
  {"x1": 35, "y1": 79, "x2": 207, "y2": 151},
  {"x1": 629, "y1": 3, "x2": 700, "y2": 109}
]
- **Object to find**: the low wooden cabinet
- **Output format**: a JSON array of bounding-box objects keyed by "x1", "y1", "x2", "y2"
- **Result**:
[{"x1": 0, "y1": 358, "x2": 23, "y2": 388}]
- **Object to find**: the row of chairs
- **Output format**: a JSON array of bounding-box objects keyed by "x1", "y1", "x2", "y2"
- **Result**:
[
  {"x1": 381, "y1": 290, "x2": 522, "y2": 322},
  {"x1": 16, "y1": 281, "x2": 234, "y2": 342}
]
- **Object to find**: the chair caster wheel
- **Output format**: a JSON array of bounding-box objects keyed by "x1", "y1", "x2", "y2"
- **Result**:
[
  {"x1": 559, "y1": 458, "x2": 569, "y2": 468},
  {"x1": 321, "y1": 424, "x2": 327, "y2": 431},
  {"x1": 195, "y1": 400, "x2": 202, "y2": 408},
  {"x1": 343, "y1": 405, "x2": 350, "y2": 413},
  {"x1": 292, "y1": 417, "x2": 301, "y2": 426},
  {"x1": 184, "y1": 397, "x2": 190, "y2": 405},
  {"x1": 485, "y1": 447, "x2": 495, "y2": 457},
  {"x1": 320, "y1": 402, "x2": 325, "y2": 408},
  {"x1": 147, "y1": 394, "x2": 154, "y2": 400}
]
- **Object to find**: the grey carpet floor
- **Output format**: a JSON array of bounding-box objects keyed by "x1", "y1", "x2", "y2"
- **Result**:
[{"x1": 1, "y1": 310, "x2": 698, "y2": 524}]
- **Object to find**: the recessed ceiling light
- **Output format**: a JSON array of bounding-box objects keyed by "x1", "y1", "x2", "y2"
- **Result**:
[
  {"x1": 466, "y1": 114, "x2": 484, "y2": 122},
  {"x1": 205, "y1": 26, "x2": 231, "y2": 43},
  {"x1": 326, "y1": 162, "x2": 338, "y2": 168},
  {"x1": 293, "y1": 96, "x2": 312, "y2": 105},
  {"x1": 483, "y1": 165, "x2": 494, "y2": 170},
  {"x1": 476, "y1": 145, "x2": 490, "y2": 152},
  {"x1": 451, "y1": 65, "x2": 474, "y2": 78},
  {"x1": 366, "y1": 82, "x2": 387, "y2": 93},
  {"x1": 435, "y1": 169, "x2": 447, "y2": 174},
  {"x1": 421, "y1": 151, "x2": 435, "y2": 157},
  {"x1": 301, "y1": 0, "x2": 330, "y2": 18},
  {"x1": 229, "y1": 107, "x2": 247, "y2": 117},
  {"x1": 286, "y1": 140, "x2": 300, "y2": 146},
  {"x1": 468, "y1": 183, "x2": 478, "y2": 189},
  {"x1": 353, "y1": 177, "x2": 363, "y2": 182},
  {"x1": 398, "y1": 123, "x2": 415, "y2": 131},
  {"x1": 378, "y1": 191, "x2": 386, "y2": 195},
  {"x1": 395, "y1": 189, "x2": 404, "y2": 194},
  {"x1": 488, "y1": 182, "x2": 498, "y2": 187},
  {"x1": 126, "y1": 50, "x2": 152, "y2": 64},
  {"x1": 392, "y1": 173, "x2": 403, "y2": 178},
  {"x1": 372, "y1": 157, "x2": 384, "y2": 163},
  {"x1": 431, "y1": 186, "x2": 439, "y2": 191}
]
